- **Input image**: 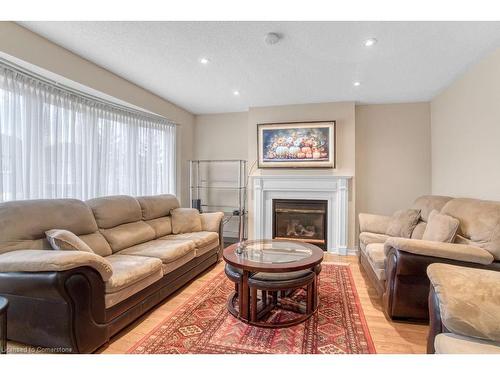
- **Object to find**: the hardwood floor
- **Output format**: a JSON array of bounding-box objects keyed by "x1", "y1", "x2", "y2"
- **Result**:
[{"x1": 8, "y1": 253, "x2": 429, "y2": 354}]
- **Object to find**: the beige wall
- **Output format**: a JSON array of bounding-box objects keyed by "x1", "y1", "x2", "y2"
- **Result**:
[
  {"x1": 0, "y1": 22, "x2": 195, "y2": 206},
  {"x1": 247, "y1": 102, "x2": 357, "y2": 249},
  {"x1": 356, "y1": 103, "x2": 431, "y2": 217},
  {"x1": 431, "y1": 47, "x2": 500, "y2": 201},
  {"x1": 194, "y1": 112, "x2": 249, "y2": 160}
]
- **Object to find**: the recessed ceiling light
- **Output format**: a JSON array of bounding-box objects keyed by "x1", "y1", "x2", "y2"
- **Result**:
[
  {"x1": 363, "y1": 38, "x2": 377, "y2": 47},
  {"x1": 353, "y1": 81, "x2": 361, "y2": 87},
  {"x1": 233, "y1": 90, "x2": 240, "y2": 96},
  {"x1": 199, "y1": 57, "x2": 210, "y2": 65}
]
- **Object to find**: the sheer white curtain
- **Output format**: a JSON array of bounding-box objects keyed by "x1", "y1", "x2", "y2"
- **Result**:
[{"x1": 0, "y1": 65, "x2": 176, "y2": 201}]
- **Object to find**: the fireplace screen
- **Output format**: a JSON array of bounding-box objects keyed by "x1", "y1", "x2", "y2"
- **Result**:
[{"x1": 272, "y1": 199, "x2": 327, "y2": 250}]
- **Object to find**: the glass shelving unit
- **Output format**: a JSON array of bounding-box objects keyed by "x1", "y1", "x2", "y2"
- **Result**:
[{"x1": 189, "y1": 160, "x2": 247, "y2": 244}]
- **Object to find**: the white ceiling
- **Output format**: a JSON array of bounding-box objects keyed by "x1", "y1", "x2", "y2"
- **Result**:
[{"x1": 18, "y1": 21, "x2": 500, "y2": 114}]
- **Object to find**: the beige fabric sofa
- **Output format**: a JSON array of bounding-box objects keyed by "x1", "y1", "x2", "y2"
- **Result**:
[
  {"x1": 358, "y1": 195, "x2": 453, "y2": 293},
  {"x1": 0, "y1": 194, "x2": 224, "y2": 353},
  {"x1": 358, "y1": 195, "x2": 500, "y2": 320},
  {"x1": 427, "y1": 264, "x2": 500, "y2": 354}
]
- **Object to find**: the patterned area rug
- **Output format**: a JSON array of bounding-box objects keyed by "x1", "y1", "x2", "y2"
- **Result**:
[{"x1": 128, "y1": 263, "x2": 376, "y2": 354}]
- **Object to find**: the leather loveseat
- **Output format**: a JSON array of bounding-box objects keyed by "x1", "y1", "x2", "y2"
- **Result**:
[
  {"x1": 359, "y1": 195, "x2": 500, "y2": 321},
  {"x1": 0, "y1": 194, "x2": 224, "y2": 353}
]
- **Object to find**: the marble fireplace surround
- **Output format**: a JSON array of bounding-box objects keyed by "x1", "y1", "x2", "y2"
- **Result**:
[{"x1": 252, "y1": 175, "x2": 352, "y2": 254}]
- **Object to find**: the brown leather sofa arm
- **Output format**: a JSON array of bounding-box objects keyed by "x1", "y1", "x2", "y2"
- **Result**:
[
  {"x1": 384, "y1": 238, "x2": 494, "y2": 265},
  {"x1": 427, "y1": 285, "x2": 447, "y2": 353},
  {"x1": 383, "y1": 246, "x2": 500, "y2": 321},
  {"x1": 358, "y1": 213, "x2": 391, "y2": 235},
  {"x1": 0, "y1": 250, "x2": 113, "y2": 281},
  {"x1": 0, "y1": 265, "x2": 108, "y2": 353}
]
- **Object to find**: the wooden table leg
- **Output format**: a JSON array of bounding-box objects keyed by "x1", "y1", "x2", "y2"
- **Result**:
[
  {"x1": 240, "y1": 270, "x2": 250, "y2": 320},
  {"x1": 306, "y1": 283, "x2": 314, "y2": 314},
  {"x1": 250, "y1": 287, "x2": 257, "y2": 322}
]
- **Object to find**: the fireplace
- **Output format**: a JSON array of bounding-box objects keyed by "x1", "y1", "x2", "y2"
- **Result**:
[{"x1": 272, "y1": 199, "x2": 327, "y2": 250}]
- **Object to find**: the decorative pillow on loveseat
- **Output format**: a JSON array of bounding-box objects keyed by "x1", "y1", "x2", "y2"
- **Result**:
[
  {"x1": 46, "y1": 229, "x2": 94, "y2": 253},
  {"x1": 422, "y1": 210, "x2": 459, "y2": 243},
  {"x1": 171, "y1": 208, "x2": 202, "y2": 234},
  {"x1": 386, "y1": 209, "x2": 421, "y2": 238}
]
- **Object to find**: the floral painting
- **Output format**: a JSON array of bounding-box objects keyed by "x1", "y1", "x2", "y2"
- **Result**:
[{"x1": 257, "y1": 121, "x2": 335, "y2": 168}]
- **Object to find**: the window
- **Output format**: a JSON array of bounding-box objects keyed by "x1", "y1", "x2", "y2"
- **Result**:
[{"x1": 0, "y1": 64, "x2": 176, "y2": 201}]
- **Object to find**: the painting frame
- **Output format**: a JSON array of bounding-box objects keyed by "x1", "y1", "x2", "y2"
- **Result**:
[{"x1": 257, "y1": 120, "x2": 336, "y2": 169}]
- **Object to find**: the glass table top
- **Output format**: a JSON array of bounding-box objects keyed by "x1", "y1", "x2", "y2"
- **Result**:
[{"x1": 234, "y1": 240, "x2": 314, "y2": 264}]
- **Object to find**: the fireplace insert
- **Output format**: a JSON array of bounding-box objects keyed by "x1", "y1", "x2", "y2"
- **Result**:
[{"x1": 272, "y1": 199, "x2": 327, "y2": 250}]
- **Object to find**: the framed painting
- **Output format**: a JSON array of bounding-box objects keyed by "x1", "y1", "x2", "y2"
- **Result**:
[{"x1": 257, "y1": 121, "x2": 336, "y2": 168}]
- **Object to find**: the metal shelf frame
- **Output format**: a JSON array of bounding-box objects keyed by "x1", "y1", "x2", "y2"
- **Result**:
[{"x1": 189, "y1": 159, "x2": 247, "y2": 242}]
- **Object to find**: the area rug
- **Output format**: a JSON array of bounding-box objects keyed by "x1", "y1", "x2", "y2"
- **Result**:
[{"x1": 127, "y1": 263, "x2": 376, "y2": 354}]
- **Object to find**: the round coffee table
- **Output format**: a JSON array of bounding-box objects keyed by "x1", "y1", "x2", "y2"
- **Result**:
[{"x1": 223, "y1": 239, "x2": 323, "y2": 327}]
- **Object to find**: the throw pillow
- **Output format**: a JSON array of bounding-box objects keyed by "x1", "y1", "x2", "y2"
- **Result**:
[
  {"x1": 422, "y1": 210, "x2": 460, "y2": 243},
  {"x1": 46, "y1": 229, "x2": 94, "y2": 253},
  {"x1": 386, "y1": 209, "x2": 421, "y2": 238},
  {"x1": 171, "y1": 208, "x2": 202, "y2": 234}
]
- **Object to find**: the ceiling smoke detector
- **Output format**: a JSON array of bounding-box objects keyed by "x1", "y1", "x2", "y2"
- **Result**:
[{"x1": 264, "y1": 32, "x2": 281, "y2": 45}]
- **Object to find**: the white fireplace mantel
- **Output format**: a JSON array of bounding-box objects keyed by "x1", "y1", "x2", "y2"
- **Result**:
[{"x1": 252, "y1": 175, "x2": 352, "y2": 254}]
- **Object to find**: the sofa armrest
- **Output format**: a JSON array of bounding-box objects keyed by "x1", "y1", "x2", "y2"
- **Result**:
[
  {"x1": 200, "y1": 212, "x2": 224, "y2": 232},
  {"x1": 358, "y1": 213, "x2": 391, "y2": 235},
  {"x1": 0, "y1": 250, "x2": 113, "y2": 281},
  {"x1": 427, "y1": 263, "x2": 500, "y2": 343},
  {"x1": 384, "y1": 238, "x2": 494, "y2": 265}
]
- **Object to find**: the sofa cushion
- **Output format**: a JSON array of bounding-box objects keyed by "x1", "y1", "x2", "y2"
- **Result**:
[
  {"x1": 365, "y1": 243, "x2": 386, "y2": 270},
  {"x1": 162, "y1": 231, "x2": 218, "y2": 247},
  {"x1": 410, "y1": 221, "x2": 427, "y2": 240},
  {"x1": 386, "y1": 209, "x2": 421, "y2": 238},
  {"x1": 78, "y1": 232, "x2": 113, "y2": 257},
  {"x1": 136, "y1": 194, "x2": 180, "y2": 220},
  {"x1": 358, "y1": 213, "x2": 392, "y2": 235},
  {"x1": 359, "y1": 232, "x2": 389, "y2": 247},
  {"x1": 200, "y1": 212, "x2": 224, "y2": 232},
  {"x1": 46, "y1": 229, "x2": 94, "y2": 253},
  {"x1": 441, "y1": 198, "x2": 500, "y2": 260},
  {"x1": 171, "y1": 208, "x2": 202, "y2": 234},
  {"x1": 427, "y1": 264, "x2": 500, "y2": 342},
  {"x1": 87, "y1": 195, "x2": 142, "y2": 229},
  {"x1": 412, "y1": 195, "x2": 453, "y2": 222},
  {"x1": 434, "y1": 333, "x2": 500, "y2": 354},
  {"x1": 100, "y1": 221, "x2": 156, "y2": 252},
  {"x1": 105, "y1": 254, "x2": 162, "y2": 294},
  {"x1": 104, "y1": 254, "x2": 163, "y2": 308},
  {"x1": 145, "y1": 217, "x2": 172, "y2": 238},
  {"x1": 0, "y1": 198, "x2": 98, "y2": 254},
  {"x1": 162, "y1": 252, "x2": 196, "y2": 274},
  {"x1": 118, "y1": 239, "x2": 195, "y2": 265},
  {"x1": 422, "y1": 210, "x2": 459, "y2": 243}
]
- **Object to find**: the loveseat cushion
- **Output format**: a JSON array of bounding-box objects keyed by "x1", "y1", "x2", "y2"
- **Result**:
[
  {"x1": 411, "y1": 195, "x2": 453, "y2": 222},
  {"x1": 104, "y1": 254, "x2": 163, "y2": 308},
  {"x1": 118, "y1": 239, "x2": 195, "y2": 265},
  {"x1": 427, "y1": 264, "x2": 500, "y2": 342},
  {"x1": 365, "y1": 243, "x2": 386, "y2": 280},
  {"x1": 410, "y1": 221, "x2": 427, "y2": 239},
  {"x1": 434, "y1": 333, "x2": 500, "y2": 354},
  {"x1": 359, "y1": 232, "x2": 389, "y2": 248},
  {"x1": 441, "y1": 198, "x2": 500, "y2": 260},
  {"x1": 422, "y1": 210, "x2": 459, "y2": 243},
  {"x1": 136, "y1": 194, "x2": 180, "y2": 220},
  {"x1": 171, "y1": 208, "x2": 202, "y2": 234},
  {"x1": 86, "y1": 195, "x2": 142, "y2": 229},
  {"x1": 386, "y1": 209, "x2": 421, "y2": 238}
]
